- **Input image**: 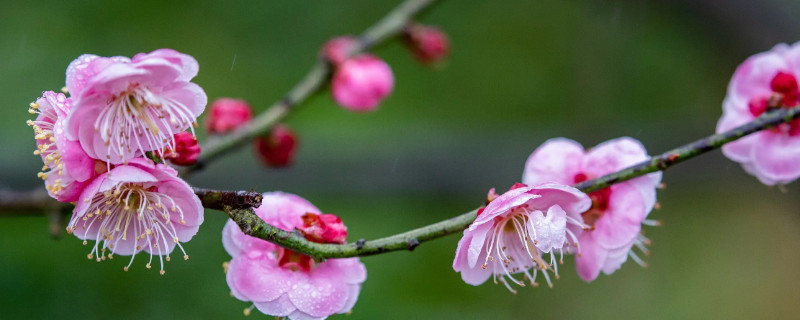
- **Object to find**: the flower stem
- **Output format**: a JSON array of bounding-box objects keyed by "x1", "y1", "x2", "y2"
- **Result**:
[{"x1": 179, "y1": 0, "x2": 440, "y2": 177}]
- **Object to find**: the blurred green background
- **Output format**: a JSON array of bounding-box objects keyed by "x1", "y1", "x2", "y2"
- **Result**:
[{"x1": 2, "y1": 0, "x2": 800, "y2": 319}]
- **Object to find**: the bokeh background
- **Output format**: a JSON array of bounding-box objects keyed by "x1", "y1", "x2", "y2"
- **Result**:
[{"x1": 2, "y1": 0, "x2": 800, "y2": 319}]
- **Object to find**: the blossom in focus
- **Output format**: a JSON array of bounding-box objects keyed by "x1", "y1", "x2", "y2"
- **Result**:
[
  {"x1": 164, "y1": 132, "x2": 200, "y2": 166},
  {"x1": 321, "y1": 36, "x2": 357, "y2": 66},
  {"x1": 253, "y1": 124, "x2": 298, "y2": 168},
  {"x1": 66, "y1": 158, "x2": 203, "y2": 274},
  {"x1": 403, "y1": 24, "x2": 450, "y2": 65},
  {"x1": 522, "y1": 137, "x2": 662, "y2": 282},
  {"x1": 64, "y1": 49, "x2": 207, "y2": 165},
  {"x1": 223, "y1": 192, "x2": 366, "y2": 320},
  {"x1": 27, "y1": 91, "x2": 98, "y2": 202},
  {"x1": 204, "y1": 98, "x2": 252, "y2": 134},
  {"x1": 717, "y1": 42, "x2": 800, "y2": 185},
  {"x1": 331, "y1": 55, "x2": 394, "y2": 112},
  {"x1": 453, "y1": 183, "x2": 591, "y2": 291}
]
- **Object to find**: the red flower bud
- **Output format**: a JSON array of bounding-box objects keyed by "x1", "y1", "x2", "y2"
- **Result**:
[
  {"x1": 404, "y1": 24, "x2": 450, "y2": 65},
  {"x1": 300, "y1": 212, "x2": 348, "y2": 244},
  {"x1": 205, "y1": 98, "x2": 252, "y2": 134},
  {"x1": 253, "y1": 124, "x2": 298, "y2": 167},
  {"x1": 165, "y1": 132, "x2": 200, "y2": 166}
]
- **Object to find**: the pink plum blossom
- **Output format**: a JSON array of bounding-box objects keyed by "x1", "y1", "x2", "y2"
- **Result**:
[
  {"x1": 331, "y1": 55, "x2": 394, "y2": 112},
  {"x1": 28, "y1": 91, "x2": 99, "y2": 202},
  {"x1": 716, "y1": 42, "x2": 800, "y2": 185},
  {"x1": 66, "y1": 158, "x2": 203, "y2": 274},
  {"x1": 453, "y1": 183, "x2": 591, "y2": 291},
  {"x1": 223, "y1": 192, "x2": 366, "y2": 320},
  {"x1": 64, "y1": 49, "x2": 207, "y2": 165},
  {"x1": 522, "y1": 137, "x2": 662, "y2": 282},
  {"x1": 204, "y1": 98, "x2": 252, "y2": 134}
]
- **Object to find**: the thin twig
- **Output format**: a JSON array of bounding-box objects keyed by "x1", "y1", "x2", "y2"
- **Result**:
[
  {"x1": 179, "y1": 0, "x2": 439, "y2": 177},
  {"x1": 223, "y1": 105, "x2": 800, "y2": 259},
  {"x1": 0, "y1": 187, "x2": 263, "y2": 216}
]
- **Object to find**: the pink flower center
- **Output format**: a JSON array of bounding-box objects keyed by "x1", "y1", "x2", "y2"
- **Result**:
[
  {"x1": 66, "y1": 183, "x2": 189, "y2": 273},
  {"x1": 98, "y1": 85, "x2": 196, "y2": 162},
  {"x1": 770, "y1": 72, "x2": 799, "y2": 107},
  {"x1": 276, "y1": 247, "x2": 314, "y2": 272},
  {"x1": 574, "y1": 173, "x2": 612, "y2": 228}
]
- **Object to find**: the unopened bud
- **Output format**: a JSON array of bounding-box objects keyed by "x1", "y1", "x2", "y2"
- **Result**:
[
  {"x1": 332, "y1": 55, "x2": 394, "y2": 112},
  {"x1": 204, "y1": 98, "x2": 253, "y2": 134},
  {"x1": 404, "y1": 24, "x2": 450, "y2": 65},
  {"x1": 165, "y1": 132, "x2": 200, "y2": 166},
  {"x1": 300, "y1": 212, "x2": 348, "y2": 244},
  {"x1": 253, "y1": 124, "x2": 298, "y2": 168}
]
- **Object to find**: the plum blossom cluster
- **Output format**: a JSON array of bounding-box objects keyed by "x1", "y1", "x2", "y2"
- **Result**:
[
  {"x1": 454, "y1": 137, "x2": 662, "y2": 289},
  {"x1": 717, "y1": 41, "x2": 800, "y2": 185},
  {"x1": 27, "y1": 49, "x2": 206, "y2": 273},
  {"x1": 223, "y1": 192, "x2": 366, "y2": 319}
]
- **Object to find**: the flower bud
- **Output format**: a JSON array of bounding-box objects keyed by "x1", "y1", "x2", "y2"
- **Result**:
[
  {"x1": 321, "y1": 36, "x2": 357, "y2": 66},
  {"x1": 404, "y1": 24, "x2": 450, "y2": 65},
  {"x1": 300, "y1": 212, "x2": 347, "y2": 244},
  {"x1": 165, "y1": 132, "x2": 200, "y2": 166},
  {"x1": 331, "y1": 55, "x2": 394, "y2": 112},
  {"x1": 253, "y1": 124, "x2": 297, "y2": 167},
  {"x1": 204, "y1": 98, "x2": 252, "y2": 134}
]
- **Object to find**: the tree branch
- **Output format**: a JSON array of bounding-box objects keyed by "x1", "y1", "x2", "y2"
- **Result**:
[
  {"x1": 223, "y1": 105, "x2": 800, "y2": 259},
  {"x1": 0, "y1": 187, "x2": 263, "y2": 216},
  {"x1": 179, "y1": 0, "x2": 440, "y2": 177},
  {"x1": 4, "y1": 106, "x2": 798, "y2": 258}
]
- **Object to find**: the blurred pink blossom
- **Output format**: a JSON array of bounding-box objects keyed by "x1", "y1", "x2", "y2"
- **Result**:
[
  {"x1": 522, "y1": 137, "x2": 662, "y2": 282},
  {"x1": 205, "y1": 98, "x2": 252, "y2": 134},
  {"x1": 717, "y1": 42, "x2": 800, "y2": 185},
  {"x1": 331, "y1": 55, "x2": 394, "y2": 112}
]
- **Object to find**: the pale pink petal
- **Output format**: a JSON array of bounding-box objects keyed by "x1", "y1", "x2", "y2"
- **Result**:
[
  {"x1": 132, "y1": 48, "x2": 199, "y2": 82},
  {"x1": 583, "y1": 137, "x2": 650, "y2": 175},
  {"x1": 288, "y1": 264, "x2": 349, "y2": 318},
  {"x1": 575, "y1": 233, "x2": 607, "y2": 282},
  {"x1": 601, "y1": 242, "x2": 634, "y2": 275},
  {"x1": 526, "y1": 183, "x2": 591, "y2": 217},
  {"x1": 286, "y1": 310, "x2": 325, "y2": 320},
  {"x1": 471, "y1": 187, "x2": 537, "y2": 226},
  {"x1": 751, "y1": 131, "x2": 800, "y2": 184},
  {"x1": 627, "y1": 172, "x2": 662, "y2": 214},
  {"x1": 253, "y1": 294, "x2": 297, "y2": 318},
  {"x1": 718, "y1": 108, "x2": 758, "y2": 163},
  {"x1": 227, "y1": 251, "x2": 297, "y2": 303},
  {"x1": 592, "y1": 184, "x2": 645, "y2": 249},
  {"x1": 338, "y1": 284, "x2": 361, "y2": 314},
  {"x1": 728, "y1": 46, "x2": 788, "y2": 105},
  {"x1": 326, "y1": 258, "x2": 367, "y2": 284},
  {"x1": 522, "y1": 138, "x2": 584, "y2": 186},
  {"x1": 466, "y1": 222, "x2": 492, "y2": 268},
  {"x1": 531, "y1": 206, "x2": 567, "y2": 253}
]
